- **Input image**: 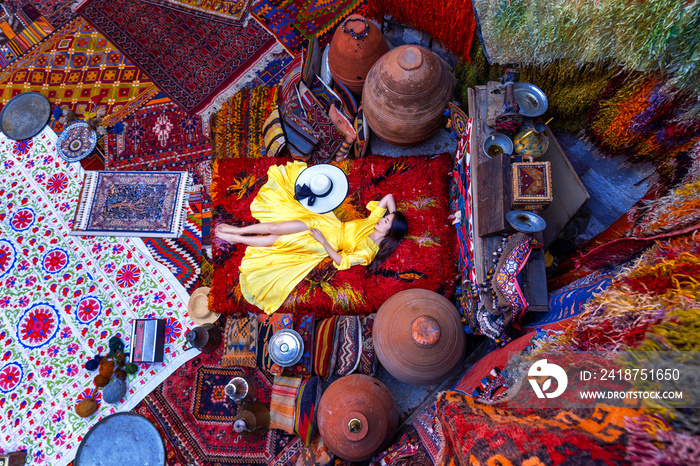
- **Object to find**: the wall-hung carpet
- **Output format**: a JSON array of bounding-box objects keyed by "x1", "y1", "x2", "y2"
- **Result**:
[
  {"x1": 0, "y1": 128, "x2": 197, "y2": 466},
  {"x1": 142, "y1": 0, "x2": 254, "y2": 24},
  {"x1": 0, "y1": 17, "x2": 159, "y2": 133},
  {"x1": 250, "y1": 0, "x2": 370, "y2": 54},
  {"x1": 210, "y1": 155, "x2": 458, "y2": 317},
  {"x1": 105, "y1": 100, "x2": 213, "y2": 210},
  {"x1": 132, "y1": 340, "x2": 303, "y2": 465},
  {"x1": 77, "y1": 0, "x2": 280, "y2": 115}
]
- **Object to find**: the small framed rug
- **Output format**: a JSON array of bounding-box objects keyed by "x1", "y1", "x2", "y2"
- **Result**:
[
  {"x1": 71, "y1": 171, "x2": 190, "y2": 238},
  {"x1": 210, "y1": 154, "x2": 458, "y2": 317}
]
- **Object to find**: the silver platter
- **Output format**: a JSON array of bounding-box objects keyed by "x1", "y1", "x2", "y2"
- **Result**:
[
  {"x1": 513, "y1": 82, "x2": 548, "y2": 117},
  {"x1": 74, "y1": 412, "x2": 165, "y2": 466},
  {"x1": 0, "y1": 92, "x2": 52, "y2": 141},
  {"x1": 268, "y1": 329, "x2": 304, "y2": 367},
  {"x1": 506, "y1": 210, "x2": 547, "y2": 234}
]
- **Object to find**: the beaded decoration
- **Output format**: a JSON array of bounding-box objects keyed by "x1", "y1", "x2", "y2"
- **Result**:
[{"x1": 342, "y1": 17, "x2": 370, "y2": 40}]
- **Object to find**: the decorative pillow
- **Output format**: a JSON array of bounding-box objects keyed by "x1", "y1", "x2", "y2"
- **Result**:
[
  {"x1": 285, "y1": 315, "x2": 315, "y2": 376},
  {"x1": 262, "y1": 107, "x2": 285, "y2": 157},
  {"x1": 295, "y1": 376, "x2": 322, "y2": 446},
  {"x1": 447, "y1": 102, "x2": 470, "y2": 138},
  {"x1": 320, "y1": 44, "x2": 332, "y2": 86},
  {"x1": 332, "y1": 80, "x2": 358, "y2": 121},
  {"x1": 353, "y1": 105, "x2": 370, "y2": 158},
  {"x1": 269, "y1": 375, "x2": 302, "y2": 434},
  {"x1": 298, "y1": 81, "x2": 345, "y2": 164},
  {"x1": 221, "y1": 316, "x2": 258, "y2": 368},
  {"x1": 310, "y1": 74, "x2": 340, "y2": 114},
  {"x1": 301, "y1": 35, "x2": 321, "y2": 87},
  {"x1": 281, "y1": 104, "x2": 319, "y2": 161},
  {"x1": 281, "y1": 53, "x2": 303, "y2": 105},
  {"x1": 357, "y1": 313, "x2": 377, "y2": 376},
  {"x1": 313, "y1": 316, "x2": 339, "y2": 379},
  {"x1": 297, "y1": 434, "x2": 334, "y2": 466},
  {"x1": 334, "y1": 315, "x2": 362, "y2": 376},
  {"x1": 257, "y1": 313, "x2": 294, "y2": 376}
]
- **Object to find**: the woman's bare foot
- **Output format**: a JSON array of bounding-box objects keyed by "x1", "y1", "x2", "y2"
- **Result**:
[
  {"x1": 216, "y1": 223, "x2": 242, "y2": 234},
  {"x1": 214, "y1": 225, "x2": 240, "y2": 244}
]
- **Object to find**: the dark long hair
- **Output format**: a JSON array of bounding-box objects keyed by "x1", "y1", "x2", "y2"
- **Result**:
[{"x1": 367, "y1": 211, "x2": 408, "y2": 273}]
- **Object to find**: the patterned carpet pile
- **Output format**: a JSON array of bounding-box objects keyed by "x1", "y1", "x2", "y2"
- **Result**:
[
  {"x1": 142, "y1": 0, "x2": 254, "y2": 24},
  {"x1": 132, "y1": 340, "x2": 302, "y2": 465},
  {"x1": 0, "y1": 128, "x2": 197, "y2": 465},
  {"x1": 77, "y1": 0, "x2": 280, "y2": 116},
  {"x1": 210, "y1": 155, "x2": 458, "y2": 317},
  {"x1": 0, "y1": 17, "x2": 159, "y2": 133}
]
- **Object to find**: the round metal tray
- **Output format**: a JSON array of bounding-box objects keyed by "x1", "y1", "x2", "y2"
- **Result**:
[
  {"x1": 0, "y1": 92, "x2": 52, "y2": 141},
  {"x1": 74, "y1": 412, "x2": 166, "y2": 466},
  {"x1": 506, "y1": 210, "x2": 547, "y2": 234},
  {"x1": 513, "y1": 82, "x2": 548, "y2": 117}
]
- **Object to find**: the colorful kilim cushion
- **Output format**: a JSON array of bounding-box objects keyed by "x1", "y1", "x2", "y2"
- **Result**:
[
  {"x1": 258, "y1": 313, "x2": 294, "y2": 375},
  {"x1": 334, "y1": 315, "x2": 361, "y2": 376},
  {"x1": 294, "y1": 376, "x2": 322, "y2": 446},
  {"x1": 512, "y1": 160, "x2": 553, "y2": 205},
  {"x1": 301, "y1": 35, "x2": 321, "y2": 87},
  {"x1": 141, "y1": 0, "x2": 253, "y2": 24},
  {"x1": 298, "y1": 81, "x2": 344, "y2": 163},
  {"x1": 296, "y1": 435, "x2": 334, "y2": 465},
  {"x1": 333, "y1": 80, "x2": 358, "y2": 121},
  {"x1": 0, "y1": 17, "x2": 159, "y2": 133},
  {"x1": 209, "y1": 154, "x2": 458, "y2": 317},
  {"x1": 281, "y1": 104, "x2": 320, "y2": 161},
  {"x1": 447, "y1": 102, "x2": 470, "y2": 139},
  {"x1": 312, "y1": 316, "x2": 339, "y2": 379},
  {"x1": 309, "y1": 74, "x2": 339, "y2": 114},
  {"x1": 269, "y1": 375, "x2": 303, "y2": 434},
  {"x1": 211, "y1": 86, "x2": 281, "y2": 160},
  {"x1": 412, "y1": 403, "x2": 445, "y2": 465},
  {"x1": 0, "y1": 127, "x2": 197, "y2": 465},
  {"x1": 353, "y1": 106, "x2": 369, "y2": 158},
  {"x1": 3, "y1": 0, "x2": 77, "y2": 31},
  {"x1": 222, "y1": 316, "x2": 259, "y2": 367},
  {"x1": 436, "y1": 391, "x2": 639, "y2": 465},
  {"x1": 77, "y1": 0, "x2": 279, "y2": 114},
  {"x1": 105, "y1": 100, "x2": 213, "y2": 209},
  {"x1": 262, "y1": 107, "x2": 286, "y2": 157},
  {"x1": 1, "y1": 4, "x2": 54, "y2": 66},
  {"x1": 285, "y1": 315, "x2": 315, "y2": 376},
  {"x1": 357, "y1": 313, "x2": 377, "y2": 376},
  {"x1": 281, "y1": 54, "x2": 303, "y2": 105},
  {"x1": 492, "y1": 233, "x2": 543, "y2": 320}
]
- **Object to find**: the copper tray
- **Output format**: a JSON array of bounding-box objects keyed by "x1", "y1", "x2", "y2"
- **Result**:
[{"x1": 0, "y1": 92, "x2": 52, "y2": 140}]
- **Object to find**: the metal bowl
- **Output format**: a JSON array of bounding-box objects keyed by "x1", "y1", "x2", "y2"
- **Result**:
[
  {"x1": 269, "y1": 329, "x2": 304, "y2": 367},
  {"x1": 0, "y1": 92, "x2": 52, "y2": 140},
  {"x1": 513, "y1": 82, "x2": 548, "y2": 117},
  {"x1": 483, "y1": 132, "x2": 513, "y2": 158},
  {"x1": 506, "y1": 210, "x2": 547, "y2": 234}
]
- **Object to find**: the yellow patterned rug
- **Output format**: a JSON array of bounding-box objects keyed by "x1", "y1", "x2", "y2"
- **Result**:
[{"x1": 0, "y1": 17, "x2": 159, "y2": 133}]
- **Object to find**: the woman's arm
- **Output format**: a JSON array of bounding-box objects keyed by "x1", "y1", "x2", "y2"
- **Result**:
[
  {"x1": 377, "y1": 194, "x2": 396, "y2": 213},
  {"x1": 309, "y1": 228, "x2": 343, "y2": 265}
]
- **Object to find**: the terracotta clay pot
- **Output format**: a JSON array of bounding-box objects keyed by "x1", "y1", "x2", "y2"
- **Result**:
[
  {"x1": 362, "y1": 45, "x2": 453, "y2": 146},
  {"x1": 373, "y1": 289, "x2": 466, "y2": 385},
  {"x1": 328, "y1": 15, "x2": 389, "y2": 95},
  {"x1": 317, "y1": 374, "x2": 398, "y2": 462}
]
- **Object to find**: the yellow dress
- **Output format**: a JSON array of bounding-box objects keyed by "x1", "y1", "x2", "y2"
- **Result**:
[{"x1": 239, "y1": 161, "x2": 387, "y2": 314}]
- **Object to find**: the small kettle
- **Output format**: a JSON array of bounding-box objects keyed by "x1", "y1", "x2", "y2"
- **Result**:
[{"x1": 184, "y1": 323, "x2": 222, "y2": 354}]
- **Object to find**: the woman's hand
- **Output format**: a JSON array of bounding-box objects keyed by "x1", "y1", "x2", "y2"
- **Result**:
[{"x1": 309, "y1": 228, "x2": 327, "y2": 245}]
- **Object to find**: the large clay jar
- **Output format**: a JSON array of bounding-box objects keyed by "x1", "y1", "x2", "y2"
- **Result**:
[
  {"x1": 328, "y1": 15, "x2": 389, "y2": 95},
  {"x1": 317, "y1": 374, "x2": 398, "y2": 462},
  {"x1": 373, "y1": 289, "x2": 466, "y2": 385},
  {"x1": 363, "y1": 45, "x2": 453, "y2": 146}
]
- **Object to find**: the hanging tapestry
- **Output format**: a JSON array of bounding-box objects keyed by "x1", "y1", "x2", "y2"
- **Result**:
[
  {"x1": 0, "y1": 17, "x2": 159, "y2": 133},
  {"x1": 142, "y1": 0, "x2": 253, "y2": 24},
  {"x1": 210, "y1": 154, "x2": 458, "y2": 317},
  {"x1": 77, "y1": 0, "x2": 280, "y2": 115},
  {"x1": 70, "y1": 171, "x2": 190, "y2": 238},
  {"x1": 0, "y1": 128, "x2": 197, "y2": 466},
  {"x1": 105, "y1": 100, "x2": 213, "y2": 210}
]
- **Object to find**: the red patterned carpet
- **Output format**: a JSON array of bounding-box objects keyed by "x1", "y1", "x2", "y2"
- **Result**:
[
  {"x1": 78, "y1": 0, "x2": 278, "y2": 114},
  {"x1": 210, "y1": 155, "x2": 458, "y2": 317},
  {"x1": 132, "y1": 341, "x2": 302, "y2": 465}
]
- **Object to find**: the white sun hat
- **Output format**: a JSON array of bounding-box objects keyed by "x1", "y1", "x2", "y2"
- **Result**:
[{"x1": 294, "y1": 164, "x2": 349, "y2": 214}]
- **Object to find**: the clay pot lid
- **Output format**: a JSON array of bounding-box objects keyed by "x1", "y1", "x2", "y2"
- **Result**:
[
  {"x1": 375, "y1": 45, "x2": 443, "y2": 96},
  {"x1": 317, "y1": 374, "x2": 398, "y2": 462},
  {"x1": 373, "y1": 289, "x2": 466, "y2": 385}
]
